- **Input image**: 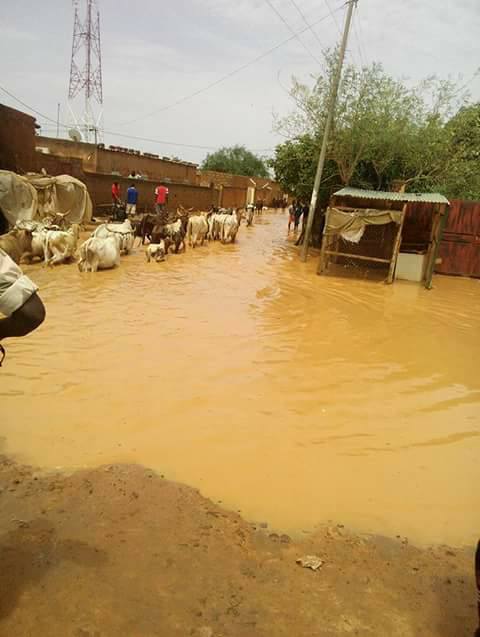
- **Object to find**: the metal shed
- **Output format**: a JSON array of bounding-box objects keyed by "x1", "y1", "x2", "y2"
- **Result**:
[{"x1": 317, "y1": 188, "x2": 450, "y2": 289}]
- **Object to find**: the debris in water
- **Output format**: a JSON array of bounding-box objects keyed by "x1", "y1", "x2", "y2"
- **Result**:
[{"x1": 296, "y1": 555, "x2": 324, "y2": 571}]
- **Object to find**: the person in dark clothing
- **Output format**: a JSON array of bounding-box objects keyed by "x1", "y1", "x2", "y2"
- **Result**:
[
  {"x1": 301, "y1": 202, "x2": 310, "y2": 230},
  {"x1": 294, "y1": 202, "x2": 303, "y2": 231}
]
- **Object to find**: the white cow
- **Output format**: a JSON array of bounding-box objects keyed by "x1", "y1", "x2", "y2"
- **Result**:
[
  {"x1": 186, "y1": 214, "x2": 209, "y2": 248},
  {"x1": 17, "y1": 219, "x2": 59, "y2": 263},
  {"x1": 44, "y1": 224, "x2": 80, "y2": 266},
  {"x1": 246, "y1": 204, "x2": 255, "y2": 227},
  {"x1": 78, "y1": 235, "x2": 121, "y2": 272},
  {"x1": 93, "y1": 219, "x2": 134, "y2": 255},
  {"x1": 210, "y1": 213, "x2": 229, "y2": 241},
  {"x1": 221, "y1": 210, "x2": 241, "y2": 244}
]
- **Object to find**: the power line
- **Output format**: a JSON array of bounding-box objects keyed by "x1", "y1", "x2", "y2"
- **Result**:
[
  {"x1": 1, "y1": 5, "x2": 347, "y2": 155},
  {"x1": 353, "y1": 3, "x2": 369, "y2": 64},
  {"x1": 288, "y1": 0, "x2": 324, "y2": 50},
  {"x1": 263, "y1": 0, "x2": 321, "y2": 64},
  {"x1": 115, "y1": 1, "x2": 346, "y2": 126},
  {"x1": 324, "y1": 0, "x2": 343, "y2": 37},
  {"x1": 352, "y1": 5, "x2": 366, "y2": 67},
  {"x1": 0, "y1": 88, "x2": 275, "y2": 153}
]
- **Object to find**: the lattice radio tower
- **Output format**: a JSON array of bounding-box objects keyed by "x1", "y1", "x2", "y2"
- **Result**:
[{"x1": 68, "y1": 0, "x2": 103, "y2": 143}]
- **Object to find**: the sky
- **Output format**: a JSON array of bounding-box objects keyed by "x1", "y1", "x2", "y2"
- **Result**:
[{"x1": 1, "y1": 0, "x2": 479, "y2": 165}]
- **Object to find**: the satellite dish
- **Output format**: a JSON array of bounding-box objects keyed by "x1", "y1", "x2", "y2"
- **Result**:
[{"x1": 68, "y1": 128, "x2": 82, "y2": 142}]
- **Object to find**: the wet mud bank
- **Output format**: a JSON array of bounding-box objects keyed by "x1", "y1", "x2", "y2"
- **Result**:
[{"x1": 0, "y1": 457, "x2": 476, "y2": 637}]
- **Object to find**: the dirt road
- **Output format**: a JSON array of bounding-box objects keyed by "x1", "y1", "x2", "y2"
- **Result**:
[{"x1": 0, "y1": 457, "x2": 476, "y2": 637}]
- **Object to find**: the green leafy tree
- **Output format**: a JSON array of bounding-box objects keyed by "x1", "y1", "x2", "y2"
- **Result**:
[
  {"x1": 201, "y1": 145, "x2": 270, "y2": 178},
  {"x1": 271, "y1": 51, "x2": 478, "y2": 200}
]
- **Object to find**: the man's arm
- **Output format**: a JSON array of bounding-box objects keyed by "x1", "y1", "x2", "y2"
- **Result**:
[{"x1": 0, "y1": 293, "x2": 46, "y2": 341}]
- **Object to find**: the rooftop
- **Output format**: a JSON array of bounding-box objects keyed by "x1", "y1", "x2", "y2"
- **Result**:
[{"x1": 333, "y1": 187, "x2": 450, "y2": 205}]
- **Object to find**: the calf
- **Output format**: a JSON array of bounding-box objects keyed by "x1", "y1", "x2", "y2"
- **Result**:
[
  {"x1": 151, "y1": 219, "x2": 185, "y2": 253},
  {"x1": 146, "y1": 241, "x2": 167, "y2": 263}
]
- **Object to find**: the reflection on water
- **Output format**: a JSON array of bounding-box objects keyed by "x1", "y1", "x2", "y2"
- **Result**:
[{"x1": 2, "y1": 213, "x2": 479, "y2": 545}]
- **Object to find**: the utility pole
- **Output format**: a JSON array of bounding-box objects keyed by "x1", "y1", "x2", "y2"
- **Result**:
[
  {"x1": 300, "y1": 0, "x2": 357, "y2": 261},
  {"x1": 56, "y1": 103, "x2": 60, "y2": 138}
]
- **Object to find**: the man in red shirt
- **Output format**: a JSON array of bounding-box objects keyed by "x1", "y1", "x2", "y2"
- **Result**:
[
  {"x1": 154, "y1": 183, "x2": 169, "y2": 217},
  {"x1": 112, "y1": 181, "x2": 121, "y2": 204}
]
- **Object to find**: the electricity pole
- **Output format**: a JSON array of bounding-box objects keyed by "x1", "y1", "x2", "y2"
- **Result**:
[{"x1": 300, "y1": 0, "x2": 357, "y2": 261}]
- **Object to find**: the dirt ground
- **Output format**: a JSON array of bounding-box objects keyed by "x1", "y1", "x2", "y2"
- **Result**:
[{"x1": 0, "y1": 457, "x2": 476, "y2": 637}]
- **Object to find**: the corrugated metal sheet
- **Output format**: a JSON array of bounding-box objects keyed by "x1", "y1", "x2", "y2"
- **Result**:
[{"x1": 333, "y1": 187, "x2": 449, "y2": 205}]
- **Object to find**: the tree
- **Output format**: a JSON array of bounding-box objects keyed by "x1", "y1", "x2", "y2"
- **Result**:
[
  {"x1": 271, "y1": 51, "x2": 478, "y2": 200},
  {"x1": 201, "y1": 145, "x2": 270, "y2": 178},
  {"x1": 269, "y1": 134, "x2": 338, "y2": 206}
]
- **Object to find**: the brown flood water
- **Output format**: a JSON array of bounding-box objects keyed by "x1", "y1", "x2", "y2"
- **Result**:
[{"x1": 2, "y1": 212, "x2": 479, "y2": 546}]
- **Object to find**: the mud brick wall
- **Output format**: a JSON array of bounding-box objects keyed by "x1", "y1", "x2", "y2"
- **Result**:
[{"x1": 0, "y1": 104, "x2": 37, "y2": 174}]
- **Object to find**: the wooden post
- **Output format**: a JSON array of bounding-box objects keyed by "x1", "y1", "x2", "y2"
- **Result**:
[
  {"x1": 386, "y1": 205, "x2": 406, "y2": 284},
  {"x1": 300, "y1": 0, "x2": 357, "y2": 261},
  {"x1": 424, "y1": 203, "x2": 449, "y2": 290},
  {"x1": 317, "y1": 207, "x2": 332, "y2": 275}
]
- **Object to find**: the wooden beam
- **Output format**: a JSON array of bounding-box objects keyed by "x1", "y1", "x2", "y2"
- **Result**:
[
  {"x1": 424, "y1": 203, "x2": 449, "y2": 290},
  {"x1": 386, "y1": 204, "x2": 406, "y2": 284},
  {"x1": 317, "y1": 208, "x2": 332, "y2": 275},
  {"x1": 324, "y1": 250, "x2": 391, "y2": 264}
]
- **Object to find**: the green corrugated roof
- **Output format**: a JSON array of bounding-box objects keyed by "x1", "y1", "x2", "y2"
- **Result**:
[{"x1": 333, "y1": 187, "x2": 449, "y2": 205}]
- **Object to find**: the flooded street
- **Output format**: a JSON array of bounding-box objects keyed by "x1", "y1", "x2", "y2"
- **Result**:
[{"x1": 2, "y1": 211, "x2": 479, "y2": 546}]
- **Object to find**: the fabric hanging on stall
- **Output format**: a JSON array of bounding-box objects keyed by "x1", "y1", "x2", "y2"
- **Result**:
[
  {"x1": 0, "y1": 170, "x2": 38, "y2": 227},
  {"x1": 24, "y1": 174, "x2": 92, "y2": 224},
  {"x1": 326, "y1": 207, "x2": 403, "y2": 243},
  {"x1": 0, "y1": 171, "x2": 92, "y2": 227}
]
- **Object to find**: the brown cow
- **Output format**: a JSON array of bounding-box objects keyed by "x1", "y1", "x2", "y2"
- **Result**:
[{"x1": 0, "y1": 229, "x2": 33, "y2": 264}]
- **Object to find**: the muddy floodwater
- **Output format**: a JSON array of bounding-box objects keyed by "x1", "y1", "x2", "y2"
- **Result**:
[{"x1": 2, "y1": 212, "x2": 479, "y2": 546}]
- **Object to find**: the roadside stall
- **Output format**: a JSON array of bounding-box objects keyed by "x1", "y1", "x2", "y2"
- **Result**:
[
  {"x1": 317, "y1": 188, "x2": 450, "y2": 289},
  {"x1": 0, "y1": 170, "x2": 92, "y2": 229}
]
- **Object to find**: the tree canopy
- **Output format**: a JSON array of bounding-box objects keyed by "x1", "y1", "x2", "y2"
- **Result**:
[
  {"x1": 201, "y1": 145, "x2": 270, "y2": 178},
  {"x1": 270, "y1": 51, "x2": 479, "y2": 204}
]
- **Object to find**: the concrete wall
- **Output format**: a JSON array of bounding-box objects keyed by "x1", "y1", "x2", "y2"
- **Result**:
[{"x1": 0, "y1": 104, "x2": 37, "y2": 173}]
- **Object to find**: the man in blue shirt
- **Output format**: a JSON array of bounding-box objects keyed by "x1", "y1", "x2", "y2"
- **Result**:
[{"x1": 126, "y1": 184, "x2": 138, "y2": 217}]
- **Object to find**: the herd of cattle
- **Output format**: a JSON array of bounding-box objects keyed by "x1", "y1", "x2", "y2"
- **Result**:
[{"x1": 0, "y1": 207, "x2": 253, "y2": 272}]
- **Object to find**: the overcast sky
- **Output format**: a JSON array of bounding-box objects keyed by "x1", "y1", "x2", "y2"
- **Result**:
[{"x1": 1, "y1": 0, "x2": 479, "y2": 164}]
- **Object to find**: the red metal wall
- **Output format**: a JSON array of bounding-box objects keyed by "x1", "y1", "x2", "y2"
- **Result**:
[{"x1": 436, "y1": 200, "x2": 480, "y2": 277}]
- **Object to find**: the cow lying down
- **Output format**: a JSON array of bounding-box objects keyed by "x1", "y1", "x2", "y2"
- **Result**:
[{"x1": 78, "y1": 235, "x2": 121, "y2": 272}]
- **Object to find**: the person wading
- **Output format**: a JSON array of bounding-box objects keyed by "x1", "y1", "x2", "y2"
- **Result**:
[
  {"x1": 126, "y1": 183, "x2": 138, "y2": 218},
  {"x1": 154, "y1": 183, "x2": 169, "y2": 225},
  {"x1": 111, "y1": 181, "x2": 122, "y2": 220}
]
